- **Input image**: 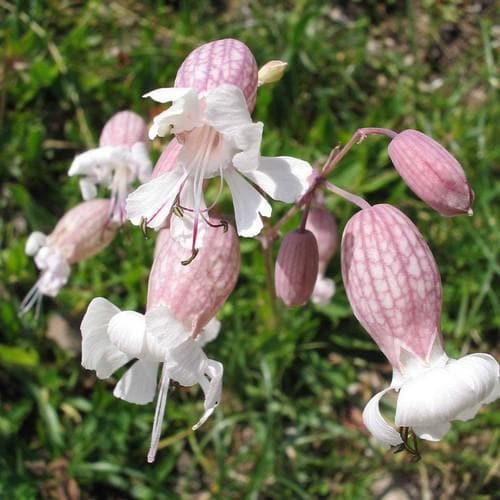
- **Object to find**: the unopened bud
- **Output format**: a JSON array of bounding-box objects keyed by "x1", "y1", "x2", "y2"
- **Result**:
[
  {"x1": 305, "y1": 207, "x2": 337, "y2": 274},
  {"x1": 258, "y1": 60, "x2": 288, "y2": 86},
  {"x1": 275, "y1": 229, "x2": 319, "y2": 307},
  {"x1": 388, "y1": 130, "x2": 474, "y2": 216},
  {"x1": 147, "y1": 219, "x2": 240, "y2": 334}
]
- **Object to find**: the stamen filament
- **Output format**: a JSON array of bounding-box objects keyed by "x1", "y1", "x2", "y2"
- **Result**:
[{"x1": 147, "y1": 364, "x2": 170, "y2": 463}]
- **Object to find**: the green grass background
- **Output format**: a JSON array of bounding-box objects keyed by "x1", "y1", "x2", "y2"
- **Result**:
[{"x1": 1, "y1": 1, "x2": 499, "y2": 498}]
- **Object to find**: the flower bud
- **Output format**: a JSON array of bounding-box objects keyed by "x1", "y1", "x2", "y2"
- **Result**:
[
  {"x1": 257, "y1": 60, "x2": 288, "y2": 86},
  {"x1": 147, "y1": 219, "x2": 240, "y2": 334},
  {"x1": 341, "y1": 204, "x2": 442, "y2": 369},
  {"x1": 99, "y1": 110, "x2": 148, "y2": 147},
  {"x1": 388, "y1": 130, "x2": 474, "y2": 216},
  {"x1": 175, "y1": 38, "x2": 258, "y2": 112},
  {"x1": 275, "y1": 229, "x2": 319, "y2": 306},
  {"x1": 305, "y1": 207, "x2": 337, "y2": 274}
]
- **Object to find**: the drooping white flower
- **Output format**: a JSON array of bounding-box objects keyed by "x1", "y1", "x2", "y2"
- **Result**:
[
  {"x1": 81, "y1": 298, "x2": 223, "y2": 463},
  {"x1": 341, "y1": 204, "x2": 499, "y2": 447},
  {"x1": 126, "y1": 84, "x2": 312, "y2": 253},
  {"x1": 68, "y1": 111, "x2": 152, "y2": 223},
  {"x1": 21, "y1": 200, "x2": 118, "y2": 315}
]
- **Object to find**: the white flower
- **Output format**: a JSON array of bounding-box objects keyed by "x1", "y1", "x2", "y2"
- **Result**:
[
  {"x1": 126, "y1": 84, "x2": 312, "y2": 252},
  {"x1": 311, "y1": 274, "x2": 335, "y2": 305},
  {"x1": 363, "y1": 338, "x2": 499, "y2": 447},
  {"x1": 68, "y1": 143, "x2": 152, "y2": 223},
  {"x1": 20, "y1": 232, "x2": 71, "y2": 315},
  {"x1": 81, "y1": 298, "x2": 223, "y2": 462}
]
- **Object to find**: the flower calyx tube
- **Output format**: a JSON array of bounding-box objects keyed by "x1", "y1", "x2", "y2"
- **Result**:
[
  {"x1": 80, "y1": 218, "x2": 240, "y2": 462},
  {"x1": 21, "y1": 199, "x2": 119, "y2": 315}
]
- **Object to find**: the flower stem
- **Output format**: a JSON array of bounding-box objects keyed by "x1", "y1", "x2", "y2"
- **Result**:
[
  {"x1": 325, "y1": 181, "x2": 371, "y2": 210},
  {"x1": 265, "y1": 126, "x2": 396, "y2": 244},
  {"x1": 321, "y1": 127, "x2": 397, "y2": 177}
]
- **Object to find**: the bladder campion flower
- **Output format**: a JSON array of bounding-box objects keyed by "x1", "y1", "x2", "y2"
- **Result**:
[
  {"x1": 126, "y1": 38, "x2": 312, "y2": 258},
  {"x1": 341, "y1": 204, "x2": 499, "y2": 447},
  {"x1": 21, "y1": 199, "x2": 119, "y2": 314},
  {"x1": 81, "y1": 218, "x2": 240, "y2": 462},
  {"x1": 68, "y1": 111, "x2": 152, "y2": 223}
]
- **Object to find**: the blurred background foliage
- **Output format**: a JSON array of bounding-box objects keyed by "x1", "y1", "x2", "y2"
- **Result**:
[{"x1": 1, "y1": 0, "x2": 499, "y2": 498}]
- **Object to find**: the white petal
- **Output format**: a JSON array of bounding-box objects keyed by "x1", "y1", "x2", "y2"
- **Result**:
[
  {"x1": 196, "y1": 317, "x2": 221, "y2": 347},
  {"x1": 131, "y1": 142, "x2": 152, "y2": 183},
  {"x1": 311, "y1": 275, "x2": 335, "y2": 305},
  {"x1": 231, "y1": 123, "x2": 264, "y2": 173},
  {"x1": 68, "y1": 147, "x2": 116, "y2": 177},
  {"x1": 113, "y1": 360, "x2": 159, "y2": 404},
  {"x1": 362, "y1": 388, "x2": 403, "y2": 447},
  {"x1": 412, "y1": 422, "x2": 451, "y2": 441},
  {"x1": 81, "y1": 297, "x2": 130, "y2": 379},
  {"x1": 395, "y1": 352, "x2": 499, "y2": 436},
  {"x1": 126, "y1": 168, "x2": 188, "y2": 229},
  {"x1": 165, "y1": 338, "x2": 206, "y2": 387},
  {"x1": 79, "y1": 178, "x2": 98, "y2": 200},
  {"x1": 144, "y1": 305, "x2": 190, "y2": 360},
  {"x1": 107, "y1": 310, "x2": 147, "y2": 358},
  {"x1": 25, "y1": 231, "x2": 47, "y2": 256},
  {"x1": 192, "y1": 359, "x2": 223, "y2": 430},
  {"x1": 143, "y1": 87, "x2": 194, "y2": 103},
  {"x1": 205, "y1": 84, "x2": 253, "y2": 132},
  {"x1": 147, "y1": 88, "x2": 201, "y2": 137},
  {"x1": 244, "y1": 156, "x2": 313, "y2": 202},
  {"x1": 35, "y1": 249, "x2": 71, "y2": 297},
  {"x1": 224, "y1": 167, "x2": 272, "y2": 237}
]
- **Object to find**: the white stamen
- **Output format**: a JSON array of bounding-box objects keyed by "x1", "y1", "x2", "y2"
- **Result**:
[{"x1": 147, "y1": 363, "x2": 170, "y2": 463}]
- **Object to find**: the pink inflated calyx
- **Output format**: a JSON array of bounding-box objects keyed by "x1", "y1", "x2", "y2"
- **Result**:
[
  {"x1": 47, "y1": 199, "x2": 119, "y2": 264},
  {"x1": 342, "y1": 203, "x2": 499, "y2": 447},
  {"x1": 147, "y1": 218, "x2": 240, "y2": 335},
  {"x1": 175, "y1": 38, "x2": 258, "y2": 112},
  {"x1": 388, "y1": 130, "x2": 474, "y2": 216},
  {"x1": 21, "y1": 199, "x2": 119, "y2": 314},
  {"x1": 99, "y1": 110, "x2": 148, "y2": 147},
  {"x1": 275, "y1": 229, "x2": 319, "y2": 307},
  {"x1": 341, "y1": 204, "x2": 442, "y2": 370},
  {"x1": 151, "y1": 139, "x2": 182, "y2": 179}
]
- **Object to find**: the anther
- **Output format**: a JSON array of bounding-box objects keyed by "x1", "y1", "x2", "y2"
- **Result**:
[
  {"x1": 173, "y1": 205, "x2": 184, "y2": 218},
  {"x1": 140, "y1": 217, "x2": 149, "y2": 239},
  {"x1": 181, "y1": 248, "x2": 199, "y2": 266},
  {"x1": 205, "y1": 218, "x2": 228, "y2": 232}
]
